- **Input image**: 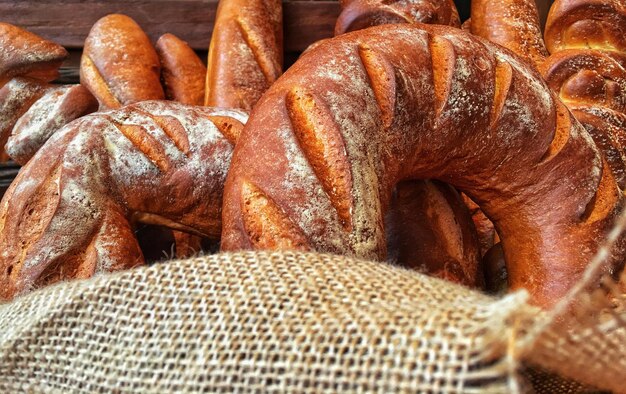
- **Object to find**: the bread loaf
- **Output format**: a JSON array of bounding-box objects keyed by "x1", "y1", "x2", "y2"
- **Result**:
[
  {"x1": 0, "y1": 23, "x2": 67, "y2": 88},
  {"x1": 334, "y1": 0, "x2": 481, "y2": 287},
  {"x1": 0, "y1": 78, "x2": 46, "y2": 162},
  {"x1": 156, "y1": 33, "x2": 206, "y2": 106},
  {"x1": 386, "y1": 180, "x2": 482, "y2": 287},
  {"x1": 205, "y1": 0, "x2": 283, "y2": 111},
  {"x1": 5, "y1": 83, "x2": 98, "y2": 165},
  {"x1": 221, "y1": 24, "x2": 625, "y2": 308},
  {"x1": 470, "y1": 0, "x2": 549, "y2": 69},
  {"x1": 0, "y1": 101, "x2": 247, "y2": 300},
  {"x1": 80, "y1": 14, "x2": 164, "y2": 110},
  {"x1": 544, "y1": 0, "x2": 626, "y2": 54},
  {"x1": 335, "y1": 0, "x2": 460, "y2": 35},
  {"x1": 541, "y1": 1, "x2": 626, "y2": 189}
]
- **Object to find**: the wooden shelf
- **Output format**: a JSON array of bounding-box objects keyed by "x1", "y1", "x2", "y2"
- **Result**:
[{"x1": 0, "y1": 0, "x2": 340, "y2": 52}]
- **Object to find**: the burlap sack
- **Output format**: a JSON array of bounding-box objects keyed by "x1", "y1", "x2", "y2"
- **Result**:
[{"x1": 0, "y1": 239, "x2": 623, "y2": 394}]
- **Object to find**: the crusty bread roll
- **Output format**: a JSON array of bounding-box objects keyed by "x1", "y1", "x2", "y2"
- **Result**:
[
  {"x1": 205, "y1": 0, "x2": 283, "y2": 111},
  {"x1": 80, "y1": 14, "x2": 165, "y2": 110},
  {"x1": 544, "y1": 0, "x2": 626, "y2": 54},
  {"x1": 0, "y1": 101, "x2": 247, "y2": 300},
  {"x1": 5, "y1": 83, "x2": 98, "y2": 165},
  {"x1": 156, "y1": 33, "x2": 206, "y2": 106},
  {"x1": 470, "y1": 0, "x2": 549, "y2": 69},
  {"x1": 335, "y1": 0, "x2": 460, "y2": 35},
  {"x1": 0, "y1": 23, "x2": 67, "y2": 88},
  {"x1": 221, "y1": 24, "x2": 625, "y2": 308}
]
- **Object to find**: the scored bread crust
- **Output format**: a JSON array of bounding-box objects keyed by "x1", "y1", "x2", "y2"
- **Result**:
[
  {"x1": 80, "y1": 14, "x2": 165, "y2": 110},
  {"x1": 204, "y1": 0, "x2": 283, "y2": 111},
  {"x1": 334, "y1": 0, "x2": 481, "y2": 287},
  {"x1": 221, "y1": 24, "x2": 625, "y2": 308},
  {"x1": 335, "y1": 0, "x2": 460, "y2": 36},
  {"x1": 4, "y1": 82, "x2": 98, "y2": 165},
  {"x1": 156, "y1": 33, "x2": 207, "y2": 106},
  {"x1": 0, "y1": 23, "x2": 68, "y2": 88},
  {"x1": 0, "y1": 101, "x2": 247, "y2": 300}
]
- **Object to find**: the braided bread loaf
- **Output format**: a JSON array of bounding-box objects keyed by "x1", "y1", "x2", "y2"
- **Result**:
[
  {"x1": 335, "y1": 0, "x2": 460, "y2": 35},
  {"x1": 544, "y1": 0, "x2": 626, "y2": 54},
  {"x1": 540, "y1": 1, "x2": 626, "y2": 191},
  {"x1": 221, "y1": 24, "x2": 625, "y2": 308},
  {"x1": 0, "y1": 101, "x2": 247, "y2": 300},
  {"x1": 205, "y1": 0, "x2": 282, "y2": 111},
  {"x1": 80, "y1": 14, "x2": 165, "y2": 110}
]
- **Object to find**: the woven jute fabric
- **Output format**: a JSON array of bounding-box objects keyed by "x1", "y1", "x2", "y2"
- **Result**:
[{"x1": 0, "y1": 249, "x2": 623, "y2": 393}]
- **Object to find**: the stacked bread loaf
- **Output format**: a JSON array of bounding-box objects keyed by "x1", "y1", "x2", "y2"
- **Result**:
[
  {"x1": 0, "y1": 1, "x2": 624, "y2": 311},
  {"x1": 0, "y1": 23, "x2": 97, "y2": 164}
]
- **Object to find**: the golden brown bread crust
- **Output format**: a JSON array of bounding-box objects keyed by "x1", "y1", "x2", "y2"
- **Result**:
[
  {"x1": 0, "y1": 101, "x2": 247, "y2": 300},
  {"x1": 540, "y1": 48, "x2": 626, "y2": 188},
  {"x1": 0, "y1": 78, "x2": 47, "y2": 162},
  {"x1": 470, "y1": 0, "x2": 549, "y2": 69},
  {"x1": 0, "y1": 23, "x2": 68, "y2": 88},
  {"x1": 386, "y1": 180, "x2": 482, "y2": 287},
  {"x1": 221, "y1": 24, "x2": 625, "y2": 308},
  {"x1": 205, "y1": 0, "x2": 283, "y2": 111},
  {"x1": 156, "y1": 33, "x2": 206, "y2": 106},
  {"x1": 80, "y1": 14, "x2": 165, "y2": 110},
  {"x1": 541, "y1": 49, "x2": 626, "y2": 113},
  {"x1": 336, "y1": 0, "x2": 481, "y2": 288},
  {"x1": 544, "y1": 0, "x2": 626, "y2": 54},
  {"x1": 5, "y1": 83, "x2": 98, "y2": 165},
  {"x1": 335, "y1": 0, "x2": 460, "y2": 35}
]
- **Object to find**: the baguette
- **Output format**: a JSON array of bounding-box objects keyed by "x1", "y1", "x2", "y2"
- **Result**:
[
  {"x1": 386, "y1": 180, "x2": 482, "y2": 287},
  {"x1": 204, "y1": 0, "x2": 283, "y2": 111},
  {"x1": 156, "y1": 33, "x2": 206, "y2": 106},
  {"x1": 5, "y1": 83, "x2": 98, "y2": 165},
  {"x1": 470, "y1": 0, "x2": 549, "y2": 69},
  {"x1": 335, "y1": 0, "x2": 461, "y2": 35},
  {"x1": 80, "y1": 14, "x2": 164, "y2": 110}
]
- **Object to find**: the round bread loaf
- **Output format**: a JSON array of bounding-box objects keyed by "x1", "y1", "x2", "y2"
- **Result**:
[
  {"x1": 221, "y1": 24, "x2": 625, "y2": 308},
  {"x1": 0, "y1": 101, "x2": 247, "y2": 300}
]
